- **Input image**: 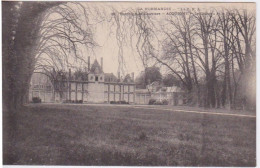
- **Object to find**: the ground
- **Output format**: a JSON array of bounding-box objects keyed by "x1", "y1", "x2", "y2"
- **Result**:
[{"x1": 3, "y1": 104, "x2": 256, "y2": 166}]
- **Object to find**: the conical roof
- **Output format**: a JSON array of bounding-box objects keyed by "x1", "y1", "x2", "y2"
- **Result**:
[{"x1": 90, "y1": 59, "x2": 103, "y2": 74}]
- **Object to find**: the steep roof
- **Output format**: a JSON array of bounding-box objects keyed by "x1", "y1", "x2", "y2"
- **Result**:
[
  {"x1": 90, "y1": 59, "x2": 103, "y2": 74},
  {"x1": 104, "y1": 73, "x2": 118, "y2": 82},
  {"x1": 123, "y1": 74, "x2": 134, "y2": 83}
]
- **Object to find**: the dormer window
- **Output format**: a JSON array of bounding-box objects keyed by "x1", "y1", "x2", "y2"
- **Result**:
[{"x1": 95, "y1": 76, "x2": 98, "y2": 81}]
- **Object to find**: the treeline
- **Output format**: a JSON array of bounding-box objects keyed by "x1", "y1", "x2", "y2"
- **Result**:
[
  {"x1": 2, "y1": 2, "x2": 256, "y2": 111},
  {"x1": 153, "y1": 9, "x2": 256, "y2": 109}
]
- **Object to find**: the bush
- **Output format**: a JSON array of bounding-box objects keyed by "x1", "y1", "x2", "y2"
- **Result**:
[
  {"x1": 110, "y1": 101, "x2": 129, "y2": 104},
  {"x1": 154, "y1": 100, "x2": 163, "y2": 105},
  {"x1": 162, "y1": 99, "x2": 169, "y2": 105},
  {"x1": 32, "y1": 97, "x2": 41, "y2": 103},
  {"x1": 148, "y1": 99, "x2": 156, "y2": 105},
  {"x1": 63, "y1": 100, "x2": 83, "y2": 104},
  {"x1": 149, "y1": 99, "x2": 168, "y2": 105},
  {"x1": 120, "y1": 100, "x2": 129, "y2": 104}
]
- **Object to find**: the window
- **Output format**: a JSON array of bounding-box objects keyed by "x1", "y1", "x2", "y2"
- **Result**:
[
  {"x1": 95, "y1": 76, "x2": 98, "y2": 81},
  {"x1": 100, "y1": 77, "x2": 103, "y2": 80},
  {"x1": 90, "y1": 76, "x2": 93, "y2": 80}
]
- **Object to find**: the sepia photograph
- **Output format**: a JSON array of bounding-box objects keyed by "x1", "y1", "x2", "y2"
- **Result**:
[{"x1": 2, "y1": 1, "x2": 256, "y2": 166}]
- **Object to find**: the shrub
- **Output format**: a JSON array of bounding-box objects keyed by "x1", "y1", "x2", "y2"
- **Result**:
[
  {"x1": 162, "y1": 99, "x2": 169, "y2": 105},
  {"x1": 154, "y1": 100, "x2": 163, "y2": 105},
  {"x1": 63, "y1": 100, "x2": 83, "y2": 104},
  {"x1": 32, "y1": 97, "x2": 41, "y2": 103},
  {"x1": 148, "y1": 99, "x2": 156, "y2": 105},
  {"x1": 110, "y1": 101, "x2": 129, "y2": 104},
  {"x1": 120, "y1": 100, "x2": 129, "y2": 104}
]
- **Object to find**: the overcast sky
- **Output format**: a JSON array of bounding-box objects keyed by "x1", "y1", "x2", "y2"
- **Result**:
[{"x1": 41, "y1": 2, "x2": 255, "y2": 77}]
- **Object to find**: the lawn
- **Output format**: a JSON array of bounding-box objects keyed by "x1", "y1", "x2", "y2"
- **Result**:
[{"x1": 3, "y1": 104, "x2": 256, "y2": 166}]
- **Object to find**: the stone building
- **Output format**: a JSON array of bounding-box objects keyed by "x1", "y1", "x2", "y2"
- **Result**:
[
  {"x1": 30, "y1": 58, "x2": 185, "y2": 105},
  {"x1": 135, "y1": 81, "x2": 185, "y2": 105},
  {"x1": 30, "y1": 57, "x2": 136, "y2": 104}
]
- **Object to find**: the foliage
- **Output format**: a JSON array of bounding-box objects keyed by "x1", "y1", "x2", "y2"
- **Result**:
[
  {"x1": 149, "y1": 99, "x2": 169, "y2": 105},
  {"x1": 148, "y1": 99, "x2": 156, "y2": 105},
  {"x1": 163, "y1": 74, "x2": 181, "y2": 87},
  {"x1": 162, "y1": 99, "x2": 169, "y2": 105},
  {"x1": 63, "y1": 100, "x2": 83, "y2": 104},
  {"x1": 110, "y1": 101, "x2": 129, "y2": 104},
  {"x1": 136, "y1": 66, "x2": 162, "y2": 89},
  {"x1": 32, "y1": 97, "x2": 41, "y2": 103}
]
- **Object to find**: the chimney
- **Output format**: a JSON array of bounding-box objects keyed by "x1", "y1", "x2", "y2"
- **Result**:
[
  {"x1": 101, "y1": 57, "x2": 103, "y2": 71},
  {"x1": 118, "y1": 72, "x2": 120, "y2": 82},
  {"x1": 88, "y1": 56, "x2": 90, "y2": 71},
  {"x1": 69, "y1": 68, "x2": 71, "y2": 80},
  {"x1": 131, "y1": 72, "x2": 134, "y2": 82}
]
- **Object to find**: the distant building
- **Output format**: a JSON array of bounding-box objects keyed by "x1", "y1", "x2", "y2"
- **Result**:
[
  {"x1": 150, "y1": 86, "x2": 185, "y2": 105},
  {"x1": 135, "y1": 81, "x2": 185, "y2": 105},
  {"x1": 135, "y1": 89, "x2": 151, "y2": 104},
  {"x1": 29, "y1": 58, "x2": 185, "y2": 105},
  {"x1": 29, "y1": 57, "x2": 135, "y2": 104}
]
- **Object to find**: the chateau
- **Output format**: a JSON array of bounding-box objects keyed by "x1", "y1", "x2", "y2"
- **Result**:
[
  {"x1": 29, "y1": 57, "x2": 136, "y2": 104},
  {"x1": 29, "y1": 57, "x2": 185, "y2": 105}
]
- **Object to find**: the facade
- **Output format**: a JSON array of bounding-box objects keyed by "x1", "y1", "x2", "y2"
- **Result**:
[
  {"x1": 135, "y1": 81, "x2": 185, "y2": 105},
  {"x1": 150, "y1": 86, "x2": 185, "y2": 105},
  {"x1": 135, "y1": 89, "x2": 151, "y2": 104},
  {"x1": 29, "y1": 57, "x2": 135, "y2": 104},
  {"x1": 30, "y1": 58, "x2": 185, "y2": 105}
]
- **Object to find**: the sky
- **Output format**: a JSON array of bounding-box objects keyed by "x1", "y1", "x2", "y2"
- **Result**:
[
  {"x1": 40, "y1": 2, "x2": 255, "y2": 78},
  {"x1": 82, "y1": 2, "x2": 255, "y2": 76}
]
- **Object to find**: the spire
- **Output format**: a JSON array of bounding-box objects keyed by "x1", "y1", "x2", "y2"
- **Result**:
[{"x1": 90, "y1": 59, "x2": 103, "y2": 74}]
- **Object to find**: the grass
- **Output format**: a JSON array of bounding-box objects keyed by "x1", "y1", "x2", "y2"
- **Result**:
[{"x1": 3, "y1": 104, "x2": 256, "y2": 166}]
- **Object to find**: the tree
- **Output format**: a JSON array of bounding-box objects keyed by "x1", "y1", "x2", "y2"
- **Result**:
[
  {"x1": 163, "y1": 74, "x2": 180, "y2": 87},
  {"x1": 3, "y1": 2, "x2": 63, "y2": 164},
  {"x1": 3, "y1": 2, "x2": 97, "y2": 112},
  {"x1": 135, "y1": 66, "x2": 162, "y2": 88},
  {"x1": 3, "y1": 2, "x2": 63, "y2": 111}
]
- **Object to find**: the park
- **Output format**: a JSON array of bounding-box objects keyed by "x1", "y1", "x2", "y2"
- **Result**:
[
  {"x1": 2, "y1": 1, "x2": 256, "y2": 166},
  {"x1": 3, "y1": 103, "x2": 256, "y2": 166}
]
